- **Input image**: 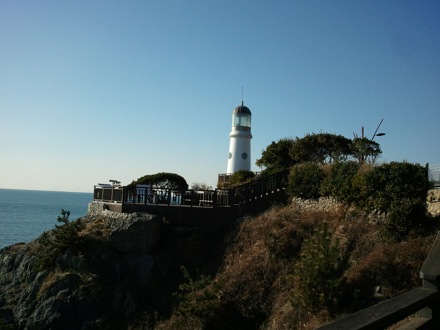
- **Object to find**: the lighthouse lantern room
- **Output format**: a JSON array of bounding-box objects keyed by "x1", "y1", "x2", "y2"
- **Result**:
[{"x1": 227, "y1": 102, "x2": 252, "y2": 174}]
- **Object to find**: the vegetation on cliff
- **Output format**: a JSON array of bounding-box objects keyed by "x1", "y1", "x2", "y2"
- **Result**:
[
  {"x1": 1, "y1": 193, "x2": 438, "y2": 329},
  {"x1": 152, "y1": 203, "x2": 438, "y2": 329}
]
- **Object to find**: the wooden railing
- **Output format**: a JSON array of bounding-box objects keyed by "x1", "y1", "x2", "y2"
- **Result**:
[{"x1": 317, "y1": 232, "x2": 440, "y2": 329}]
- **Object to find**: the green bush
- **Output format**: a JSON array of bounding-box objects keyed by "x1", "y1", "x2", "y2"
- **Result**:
[
  {"x1": 350, "y1": 164, "x2": 374, "y2": 209},
  {"x1": 221, "y1": 170, "x2": 256, "y2": 189},
  {"x1": 173, "y1": 266, "x2": 220, "y2": 321},
  {"x1": 292, "y1": 223, "x2": 349, "y2": 316},
  {"x1": 320, "y1": 161, "x2": 360, "y2": 203},
  {"x1": 385, "y1": 198, "x2": 428, "y2": 240},
  {"x1": 357, "y1": 162, "x2": 429, "y2": 239},
  {"x1": 287, "y1": 163, "x2": 324, "y2": 199},
  {"x1": 35, "y1": 209, "x2": 84, "y2": 270},
  {"x1": 360, "y1": 162, "x2": 428, "y2": 212}
]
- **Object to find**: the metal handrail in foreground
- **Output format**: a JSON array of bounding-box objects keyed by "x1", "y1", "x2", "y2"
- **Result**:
[{"x1": 317, "y1": 288, "x2": 439, "y2": 330}]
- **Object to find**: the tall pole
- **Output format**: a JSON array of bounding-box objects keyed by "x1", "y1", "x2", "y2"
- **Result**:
[{"x1": 372, "y1": 118, "x2": 384, "y2": 140}]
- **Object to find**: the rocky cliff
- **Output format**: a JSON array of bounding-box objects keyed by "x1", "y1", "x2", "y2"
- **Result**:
[
  {"x1": 0, "y1": 203, "x2": 165, "y2": 329},
  {"x1": 1, "y1": 194, "x2": 439, "y2": 329}
]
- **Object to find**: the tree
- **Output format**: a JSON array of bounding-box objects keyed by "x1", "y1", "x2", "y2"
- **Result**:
[
  {"x1": 191, "y1": 182, "x2": 213, "y2": 191},
  {"x1": 350, "y1": 137, "x2": 382, "y2": 164},
  {"x1": 256, "y1": 138, "x2": 296, "y2": 174},
  {"x1": 289, "y1": 133, "x2": 352, "y2": 165},
  {"x1": 132, "y1": 172, "x2": 188, "y2": 191}
]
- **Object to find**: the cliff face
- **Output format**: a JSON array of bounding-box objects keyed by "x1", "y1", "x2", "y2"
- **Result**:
[
  {"x1": 0, "y1": 204, "x2": 163, "y2": 330},
  {"x1": 2, "y1": 197, "x2": 438, "y2": 329}
]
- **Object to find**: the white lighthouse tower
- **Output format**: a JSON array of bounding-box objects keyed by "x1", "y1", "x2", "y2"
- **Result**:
[{"x1": 227, "y1": 102, "x2": 252, "y2": 173}]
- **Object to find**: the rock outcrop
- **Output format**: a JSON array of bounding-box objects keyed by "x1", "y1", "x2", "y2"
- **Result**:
[
  {"x1": 428, "y1": 189, "x2": 440, "y2": 216},
  {"x1": 0, "y1": 204, "x2": 162, "y2": 329}
]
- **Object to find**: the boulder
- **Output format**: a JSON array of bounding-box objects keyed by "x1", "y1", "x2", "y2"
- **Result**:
[{"x1": 427, "y1": 189, "x2": 440, "y2": 216}]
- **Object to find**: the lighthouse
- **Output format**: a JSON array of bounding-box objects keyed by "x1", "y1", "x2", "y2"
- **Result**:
[{"x1": 227, "y1": 102, "x2": 252, "y2": 173}]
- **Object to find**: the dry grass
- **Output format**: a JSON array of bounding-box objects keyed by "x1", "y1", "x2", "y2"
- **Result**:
[
  {"x1": 152, "y1": 202, "x2": 437, "y2": 329},
  {"x1": 78, "y1": 218, "x2": 111, "y2": 239}
]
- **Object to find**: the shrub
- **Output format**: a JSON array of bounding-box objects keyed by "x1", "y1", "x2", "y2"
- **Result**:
[
  {"x1": 221, "y1": 170, "x2": 256, "y2": 188},
  {"x1": 358, "y1": 162, "x2": 430, "y2": 239},
  {"x1": 292, "y1": 222, "x2": 349, "y2": 316},
  {"x1": 385, "y1": 198, "x2": 428, "y2": 240},
  {"x1": 287, "y1": 163, "x2": 325, "y2": 199},
  {"x1": 360, "y1": 162, "x2": 429, "y2": 212},
  {"x1": 229, "y1": 170, "x2": 256, "y2": 186},
  {"x1": 351, "y1": 164, "x2": 374, "y2": 209},
  {"x1": 171, "y1": 266, "x2": 221, "y2": 326},
  {"x1": 35, "y1": 209, "x2": 84, "y2": 270},
  {"x1": 345, "y1": 235, "x2": 435, "y2": 308},
  {"x1": 320, "y1": 161, "x2": 360, "y2": 203}
]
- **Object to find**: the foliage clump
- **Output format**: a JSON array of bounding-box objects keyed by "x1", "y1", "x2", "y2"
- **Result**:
[
  {"x1": 256, "y1": 138, "x2": 296, "y2": 174},
  {"x1": 131, "y1": 172, "x2": 188, "y2": 191},
  {"x1": 319, "y1": 161, "x2": 361, "y2": 203},
  {"x1": 34, "y1": 209, "x2": 84, "y2": 270},
  {"x1": 219, "y1": 170, "x2": 256, "y2": 189},
  {"x1": 171, "y1": 266, "x2": 220, "y2": 324},
  {"x1": 291, "y1": 222, "x2": 349, "y2": 316},
  {"x1": 190, "y1": 182, "x2": 213, "y2": 190},
  {"x1": 287, "y1": 162, "x2": 325, "y2": 199},
  {"x1": 259, "y1": 132, "x2": 430, "y2": 239}
]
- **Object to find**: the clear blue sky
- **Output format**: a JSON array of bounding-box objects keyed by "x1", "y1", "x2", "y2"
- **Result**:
[{"x1": 1, "y1": 1, "x2": 439, "y2": 192}]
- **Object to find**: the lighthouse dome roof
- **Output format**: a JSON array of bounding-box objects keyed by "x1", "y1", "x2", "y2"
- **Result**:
[{"x1": 233, "y1": 103, "x2": 251, "y2": 115}]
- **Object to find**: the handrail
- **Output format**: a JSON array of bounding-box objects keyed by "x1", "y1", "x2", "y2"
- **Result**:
[{"x1": 316, "y1": 288, "x2": 439, "y2": 330}]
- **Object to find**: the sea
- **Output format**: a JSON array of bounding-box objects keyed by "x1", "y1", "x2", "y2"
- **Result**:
[{"x1": 0, "y1": 189, "x2": 93, "y2": 249}]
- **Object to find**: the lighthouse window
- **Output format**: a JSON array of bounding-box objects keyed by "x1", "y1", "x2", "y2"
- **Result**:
[
  {"x1": 241, "y1": 152, "x2": 248, "y2": 160},
  {"x1": 229, "y1": 152, "x2": 232, "y2": 159},
  {"x1": 234, "y1": 115, "x2": 241, "y2": 126},
  {"x1": 234, "y1": 114, "x2": 251, "y2": 127}
]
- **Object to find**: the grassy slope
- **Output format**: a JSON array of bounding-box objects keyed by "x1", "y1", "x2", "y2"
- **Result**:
[{"x1": 154, "y1": 203, "x2": 438, "y2": 330}]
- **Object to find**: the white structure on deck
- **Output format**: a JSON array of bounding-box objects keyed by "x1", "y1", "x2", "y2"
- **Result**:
[{"x1": 226, "y1": 102, "x2": 252, "y2": 173}]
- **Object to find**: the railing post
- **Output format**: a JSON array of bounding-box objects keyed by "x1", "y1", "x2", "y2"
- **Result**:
[
  {"x1": 229, "y1": 189, "x2": 235, "y2": 206},
  {"x1": 419, "y1": 232, "x2": 440, "y2": 326},
  {"x1": 213, "y1": 190, "x2": 217, "y2": 208}
]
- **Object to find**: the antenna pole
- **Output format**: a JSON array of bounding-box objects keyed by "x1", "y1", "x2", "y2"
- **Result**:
[{"x1": 242, "y1": 86, "x2": 244, "y2": 105}]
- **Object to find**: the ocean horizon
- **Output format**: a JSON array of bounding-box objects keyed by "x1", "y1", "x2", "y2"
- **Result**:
[{"x1": 0, "y1": 188, "x2": 93, "y2": 249}]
